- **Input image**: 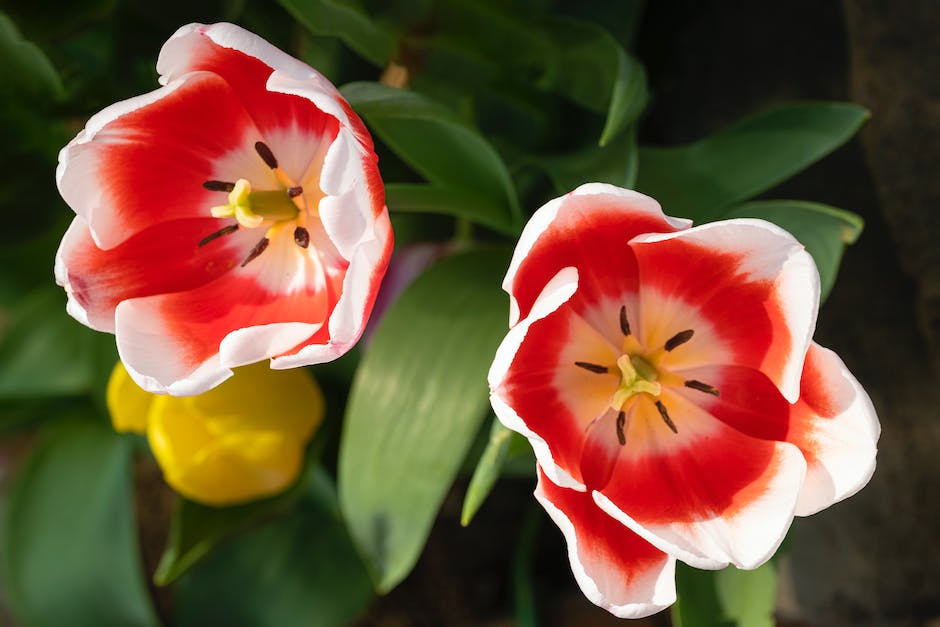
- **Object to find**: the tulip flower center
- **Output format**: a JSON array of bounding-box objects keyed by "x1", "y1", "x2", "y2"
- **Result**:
[
  {"x1": 198, "y1": 142, "x2": 315, "y2": 266},
  {"x1": 574, "y1": 305, "x2": 719, "y2": 444}
]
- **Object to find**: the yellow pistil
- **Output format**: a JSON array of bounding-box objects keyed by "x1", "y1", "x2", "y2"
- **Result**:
[
  {"x1": 610, "y1": 353, "x2": 662, "y2": 410},
  {"x1": 210, "y1": 178, "x2": 299, "y2": 229}
]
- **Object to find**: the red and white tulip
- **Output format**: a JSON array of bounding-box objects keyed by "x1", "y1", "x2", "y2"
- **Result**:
[
  {"x1": 488, "y1": 183, "x2": 879, "y2": 616},
  {"x1": 56, "y1": 23, "x2": 392, "y2": 395}
]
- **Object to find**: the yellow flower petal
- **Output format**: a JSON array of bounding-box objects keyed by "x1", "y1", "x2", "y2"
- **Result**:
[
  {"x1": 146, "y1": 362, "x2": 324, "y2": 506},
  {"x1": 106, "y1": 361, "x2": 154, "y2": 434}
]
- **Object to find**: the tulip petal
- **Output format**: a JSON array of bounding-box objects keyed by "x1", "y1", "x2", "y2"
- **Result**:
[
  {"x1": 535, "y1": 467, "x2": 676, "y2": 618},
  {"x1": 629, "y1": 219, "x2": 819, "y2": 402},
  {"x1": 157, "y1": 23, "x2": 353, "y2": 177},
  {"x1": 55, "y1": 215, "x2": 258, "y2": 332},
  {"x1": 787, "y1": 343, "x2": 879, "y2": 516},
  {"x1": 489, "y1": 267, "x2": 587, "y2": 490},
  {"x1": 115, "y1": 228, "x2": 333, "y2": 395},
  {"x1": 503, "y1": 183, "x2": 689, "y2": 329},
  {"x1": 595, "y1": 391, "x2": 807, "y2": 569},
  {"x1": 57, "y1": 71, "x2": 265, "y2": 249}
]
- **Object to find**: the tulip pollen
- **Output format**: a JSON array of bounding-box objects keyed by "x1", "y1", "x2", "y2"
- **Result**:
[
  {"x1": 655, "y1": 399, "x2": 678, "y2": 433},
  {"x1": 664, "y1": 328, "x2": 695, "y2": 352},
  {"x1": 241, "y1": 237, "x2": 270, "y2": 267},
  {"x1": 575, "y1": 361, "x2": 610, "y2": 374}
]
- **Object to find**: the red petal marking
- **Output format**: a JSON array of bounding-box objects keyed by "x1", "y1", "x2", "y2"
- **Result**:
[
  {"x1": 60, "y1": 217, "x2": 248, "y2": 328},
  {"x1": 158, "y1": 254, "x2": 331, "y2": 368},
  {"x1": 92, "y1": 73, "x2": 260, "y2": 240},
  {"x1": 177, "y1": 37, "x2": 340, "y2": 157},
  {"x1": 672, "y1": 365, "x2": 790, "y2": 441},
  {"x1": 535, "y1": 468, "x2": 675, "y2": 617},
  {"x1": 501, "y1": 301, "x2": 620, "y2": 485},
  {"x1": 631, "y1": 235, "x2": 789, "y2": 380},
  {"x1": 786, "y1": 343, "x2": 879, "y2": 514},
  {"x1": 600, "y1": 391, "x2": 784, "y2": 524},
  {"x1": 510, "y1": 193, "x2": 681, "y2": 324}
]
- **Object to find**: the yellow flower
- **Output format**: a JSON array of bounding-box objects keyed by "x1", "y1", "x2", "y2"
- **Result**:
[{"x1": 107, "y1": 361, "x2": 324, "y2": 506}]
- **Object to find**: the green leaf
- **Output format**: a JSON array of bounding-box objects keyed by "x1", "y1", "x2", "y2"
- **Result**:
[
  {"x1": 153, "y1": 485, "x2": 305, "y2": 586},
  {"x1": 715, "y1": 562, "x2": 778, "y2": 627},
  {"x1": 2, "y1": 417, "x2": 159, "y2": 627},
  {"x1": 385, "y1": 183, "x2": 517, "y2": 235},
  {"x1": 341, "y1": 81, "x2": 521, "y2": 232},
  {"x1": 724, "y1": 200, "x2": 864, "y2": 300},
  {"x1": 636, "y1": 102, "x2": 870, "y2": 220},
  {"x1": 175, "y1": 467, "x2": 373, "y2": 627},
  {"x1": 0, "y1": 11, "x2": 64, "y2": 100},
  {"x1": 538, "y1": 18, "x2": 648, "y2": 146},
  {"x1": 0, "y1": 287, "x2": 116, "y2": 399},
  {"x1": 277, "y1": 0, "x2": 396, "y2": 67},
  {"x1": 672, "y1": 563, "x2": 735, "y2": 627},
  {"x1": 461, "y1": 418, "x2": 514, "y2": 526},
  {"x1": 339, "y1": 247, "x2": 511, "y2": 592},
  {"x1": 539, "y1": 126, "x2": 639, "y2": 193}
]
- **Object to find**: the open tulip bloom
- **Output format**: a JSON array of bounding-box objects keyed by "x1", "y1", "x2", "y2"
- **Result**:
[
  {"x1": 488, "y1": 184, "x2": 879, "y2": 617},
  {"x1": 55, "y1": 23, "x2": 392, "y2": 395}
]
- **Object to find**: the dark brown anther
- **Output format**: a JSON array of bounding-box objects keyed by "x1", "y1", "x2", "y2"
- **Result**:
[
  {"x1": 241, "y1": 237, "x2": 270, "y2": 267},
  {"x1": 619, "y1": 305, "x2": 631, "y2": 336},
  {"x1": 287, "y1": 186, "x2": 303, "y2": 198},
  {"x1": 294, "y1": 226, "x2": 310, "y2": 249},
  {"x1": 655, "y1": 400, "x2": 678, "y2": 434},
  {"x1": 198, "y1": 224, "x2": 239, "y2": 247},
  {"x1": 575, "y1": 361, "x2": 609, "y2": 374},
  {"x1": 203, "y1": 180, "x2": 236, "y2": 192},
  {"x1": 616, "y1": 410, "x2": 627, "y2": 445},
  {"x1": 255, "y1": 141, "x2": 278, "y2": 169},
  {"x1": 664, "y1": 329, "x2": 695, "y2": 352},
  {"x1": 684, "y1": 380, "x2": 720, "y2": 396}
]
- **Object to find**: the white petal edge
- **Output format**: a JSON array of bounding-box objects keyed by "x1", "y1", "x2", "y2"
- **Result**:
[
  {"x1": 502, "y1": 183, "x2": 691, "y2": 327},
  {"x1": 488, "y1": 266, "x2": 584, "y2": 491},
  {"x1": 593, "y1": 440, "x2": 808, "y2": 570},
  {"x1": 793, "y1": 343, "x2": 880, "y2": 516},
  {"x1": 535, "y1": 471, "x2": 677, "y2": 619},
  {"x1": 56, "y1": 77, "x2": 194, "y2": 250},
  {"x1": 270, "y1": 215, "x2": 392, "y2": 369},
  {"x1": 630, "y1": 218, "x2": 820, "y2": 403},
  {"x1": 156, "y1": 23, "x2": 356, "y2": 133}
]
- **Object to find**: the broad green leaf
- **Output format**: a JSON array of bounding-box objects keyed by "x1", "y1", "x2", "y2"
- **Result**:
[
  {"x1": 636, "y1": 102, "x2": 869, "y2": 221},
  {"x1": 341, "y1": 81, "x2": 521, "y2": 232},
  {"x1": 724, "y1": 200, "x2": 864, "y2": 300},
  {"x1": 538, "y1": 18, "x2": 648, "y2": 146},
  {"x1": 716, "y1": 562, "x2": 778, "y2": 627},
  {"x1": 339, "y1": 248, "x2": 511, "y2": 592},
  {"x1": 513, "y1": 505, "x2": 542, "y2": 627},
  {"x1": 175, "y1": 468, "x2": 373, "y2": 627},
  {"x1": 539, "y1": 127, "x2": 639, "y2": 193},
  {"x1": 154, "y1": 486, "x2": 304, "y2": 586},
  {"x1": 672, "y1": 563, "x2": 735, "y2": 627},
  {"x1": 385, "y1": 183, "x2": 517, "y2": 235},
  {"x1": 0, "y1": 12, "x2": 64, "y2": 100},
  {"x1": 277, "y1": 0, "x2": 395, "y2": 67},
  {"x1": 0, "y1": 287, "x2": 116, "y2": 399},
  {"x1": 2, "y1": 418, "x2": 159, "y2": 627}
]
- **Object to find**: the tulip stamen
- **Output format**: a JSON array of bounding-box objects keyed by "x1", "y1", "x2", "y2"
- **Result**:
[
  {"x1": 294, "y1": 226, "x2": 310, "y2": 249},
  {"x1": 203, "y1": 180, "x2": 236, "y2": 192},
  {"x1": 664, "y1": 329, "x2": 695, "y2": 352},
  {"x1": 241, "y1": 237, "x2": 270, "y2": 267},
  {"x1": 197, "y1": 224, "x2": 239, "y2": 247},
  {"x1": 684, "y1": 380, "x2": 720, "y2": 396},
  {"x1": 620, "y1": 305, "x2": 631, "y2": 336},
  {"x1": 575, "y1": 361, "x2": 609, "y2": 374},
  {"x1": 255, "y1": 141, "x2": 278, "y2": 169},
  {"x1": 616, "y1": 410, "x2": 627, "y2": 445},
  {"x1": 655, "y1": 400, "x2": 678, "y2": 433},
  {"x1": 287, "y1": 186, "x2": 303, "y2": 198}
]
